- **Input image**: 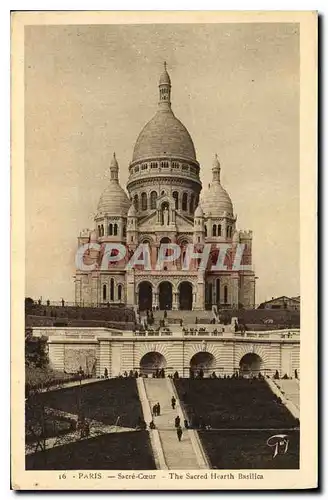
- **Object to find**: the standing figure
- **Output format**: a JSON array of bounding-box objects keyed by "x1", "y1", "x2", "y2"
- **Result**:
[
  {"x1": 171, "y1": 396, "x2": 176, "y2": 409},
  {"x1": 176, "y1": 425, "x2": 183, "y2": 442},
  {"x1": 175, "y1": 415, "x2": 181, "y2": 428},
  {"x1": 153, "y1": 404, "x2": 157, "y2": 417},
  {"x1": 156, "y1": 402, "x2": 161, "y2": 416}
]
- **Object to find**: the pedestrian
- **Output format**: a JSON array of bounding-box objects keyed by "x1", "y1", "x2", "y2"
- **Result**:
[
  {"x1": 156, "y1": 402, "x2": 161, "y2": 416},
  {"x1": 184, "y1": 419, "x2": 189, "y2": 429},
  {"x1": 175, "y1": 415, "x2": 181, "y2": 428},
  {"x1": 177, "y1": 425, "x2": 183, "y2": 442},
  {"x1": 171, "y1": 396, "x2": 176, "y2": 409},
  {"x1": 153, "y1": 404, "x2": 157, "y2": 417},
  {"x1": 149, "y1": 420, "x2": 156, "y2": 429},
  {"x1": 104, "y1": 367, "x2": 108, "y2": 378}
]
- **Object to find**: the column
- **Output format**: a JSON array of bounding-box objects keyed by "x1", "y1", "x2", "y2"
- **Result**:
[
  {"x1": 152, "y1": 290, "x2": 159, "y2": 309},
  {"x1": 231, "y1": 274, "x2": 239, "y2": 308},
  {"x1": 172, "y1": 292, "x2": 178, "y2": 310},
  {"x1": 126, "y1": 269, "x2": 135, "y2": 306}
]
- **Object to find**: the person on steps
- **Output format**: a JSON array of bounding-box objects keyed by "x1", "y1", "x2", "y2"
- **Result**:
[
  {"x1": 177, "y1": 425, "x2": 183, "y2": 442},
  {"x1": 156, "y1": 402, "x2": 161, "y2": 416},
  {"x1": 175, "y1": 415, "x2": 181, "y2": 428},
  {"x1": 171, "y1": 396, "x2": 176, "y2": 409},
  {"x1": 153, "y1": 404, "x2": 157, "y2": 416}
]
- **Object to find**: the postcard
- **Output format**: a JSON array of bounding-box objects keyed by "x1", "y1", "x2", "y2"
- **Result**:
[{"x1": 11, "y1": 10, "x2": 317, "y2": 490}]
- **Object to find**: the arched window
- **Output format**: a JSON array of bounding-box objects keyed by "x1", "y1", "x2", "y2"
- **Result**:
[
  {"x1": 101, "y1": 224, "x2": 104, "y2": 237},
  {"x1": 98, "y1": 225, "x2": 101, "y2": 237},
  {"x1": 141, "y1": 192, "x2": 147, "y2": 210},
  {"x1": 114, "y1": 223, "x2": 118, "y2": 236},
  {"x1": 189, "y1": 194, "x2": 195, "y2": 213},
  {"x1": 226, "y1": 226, "x2": 230, "y2": 238},
  {"x1": 108, "y1": 223, "x2": 113, "y2": 236},
  {"x1": 224, "y1": 285, "x2": 228, "y2": 304},
  {"x1": 182, "y1": 193, "x2": 188, "y2": 211},
  {"x1": 172, "y1": 191, "x2": 179, "y2": 209},
  {"x1": 103, "y1": 284, "x2": 107, "y2": 301},
  {"x1": 213, "y1": 224, "x2": 217, "y2": 237},
  {"x1": 123, "y1": 225, "x2": 126, "y2": 237},
  {"x1": 118, "y1": 284, "x2": 122, "y2": 301},
  {"x1": 230, "y1": 227, "x2": 233, "y2": 238},
  {"x1": 110, "y1": 278, "x2": 114, "y2": 301},
  {"x1": 150, "y1": 191, "x2": 157, "y2": 210},
  {"x1": 204, "y1": 225, "x2": 207, "y2": 237},
  {"x1": 218, "y1": 224, "x2": 222, "y2": 236},
  {"x1": 134, "y1": 194, "x2": 139, "y2": 211}
]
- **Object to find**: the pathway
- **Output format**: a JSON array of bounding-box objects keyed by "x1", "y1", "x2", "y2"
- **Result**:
[{"x1": 143, "y1": 378, "x2": 202, "y2": 469}]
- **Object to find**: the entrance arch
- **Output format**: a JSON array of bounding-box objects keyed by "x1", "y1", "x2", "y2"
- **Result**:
[
  {"x1": 158, "y1": 281, "x2": 173, "y2": 310},
  {"x1": 139, "y1": 352, "x2": 167, "y2": 376},
  {"x1": 179, "y1": 281, "x2": 193, "y2": 310},
  {"x1": 239, "y1": 353, "x2": 263, "y2": 376},
  {"x1": 138, "y1": 281, "x2": 152, "y2": 311},
  {"x1": 190, "y1": 352, "x2": 216, "y2": 378}
]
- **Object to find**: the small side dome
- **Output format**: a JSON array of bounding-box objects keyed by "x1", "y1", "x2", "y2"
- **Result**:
[
  {"x1": 232, "y1": 230, "x2": 240, "y2": 243},
  {"x1": 128, "y1": 204, "x2": 137, "y2": 217},
  {"x1": 194, "y1": 205, "x2": 204, "y2": 217},
  {"x1": 90, "y1": 230, "x2": 97, "y2": 242}
]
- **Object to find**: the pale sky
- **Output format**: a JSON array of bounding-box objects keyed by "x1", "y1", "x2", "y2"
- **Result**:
[{"x1": 25, "y1": 23, "x2": 300, "y2": 304}]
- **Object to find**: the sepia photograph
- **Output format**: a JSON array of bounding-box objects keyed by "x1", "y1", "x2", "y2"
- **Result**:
[{"x1": 11, "y1": 10, "x2": 317, "y2": 490}]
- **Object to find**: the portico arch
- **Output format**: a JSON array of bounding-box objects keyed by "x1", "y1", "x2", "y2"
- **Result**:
[
  {"x1": 139, "y1": 352, "x2": 167, "y2": 376},
  {"x1": 158, "y1": 281, "x2": 173, "y2": 310},
  {"x1": 239, "y1": 353, "x2": 263, "y2": 376},
  {"x1": 178, "y1": 281, "x2": 193, "y2": 310},
  {"x1": 138, "y1": 281, "x2": 152, "y2": 311}
]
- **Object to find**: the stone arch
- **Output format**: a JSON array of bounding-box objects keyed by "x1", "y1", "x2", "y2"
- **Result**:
[
  {"x1": 135, "y1": 342, "x2": 173, "y2": 370},
  {"x1": 239, "y1": 353, "x2": 263, "y2": 376},
  {"x1": 158, "y1": 280, "x2": 173, "y2": 310},
  {"x1": 139, "y1": 352, "x2": 167, "y2": 376},
  {"x1": 190, "y1": 352, "x2": 216, "y2": 378},
  {"x1": 138, "y1": 281, "x2": 152, "y2": 311},
  {"x1": 235, "y1": 344, "x2": 269, "y2": 374},
  {"x1": 185, "y1": 343, "x2": 221, "y2": 377},
  {"x1": 178, "y1": 281, "x2": 193, "y2": 310}
]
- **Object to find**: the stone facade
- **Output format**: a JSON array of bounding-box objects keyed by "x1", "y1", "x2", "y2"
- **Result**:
[
  {"x1": 34, "y1": 326, "x2": 300, "y2": 379},
  {"x1": 74, "y1": 64, "x2": 256, "y2": 311}
]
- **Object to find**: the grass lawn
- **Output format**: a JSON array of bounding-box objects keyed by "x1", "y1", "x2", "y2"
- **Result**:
[
  {"x1": 27, "y1": 379, "x2": 143, "y2": 428},
  {"x1": 26, "y1": 430, "x2": 156, "y2": 470},
  {"x1": 174, "y1": 378, "x2": 299, "y2": 470},
  {"x1": 200, "y1": 430, "x2": 299, "y2": 469},
  {"x1": 175, "y1": 378, "x2": 298, "y2": 428}
]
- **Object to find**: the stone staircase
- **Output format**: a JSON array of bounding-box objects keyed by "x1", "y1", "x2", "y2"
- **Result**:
[
  {"x1": 274, "y1": 379, "x2": 300, "y2": 410},
  {"x1": 143, "y1": 378, "x2": 201, "y2": 469},
  {"x1": 152, "y1": 310, "x2": 215, "y2": 326}
]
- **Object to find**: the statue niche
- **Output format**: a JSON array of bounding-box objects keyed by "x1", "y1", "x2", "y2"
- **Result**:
[{"x1": 161, "y1": 203, "x2": 170, "y2": 226}]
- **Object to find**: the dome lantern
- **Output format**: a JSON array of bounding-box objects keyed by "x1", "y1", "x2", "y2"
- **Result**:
[
  {"x1": 212, "y1": 153, "x2": 221, "y2": 184},
  {"x1": 158, "y1": 61, "x2": 171, "y2": 109},
  {"x1": 109, "y1": 152, "x2": 119, "y2": 182}
]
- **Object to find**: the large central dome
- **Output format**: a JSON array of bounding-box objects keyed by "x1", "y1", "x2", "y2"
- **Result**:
[
  {"x1": 132, "y1": 63, "x2": 196, "y2": 163},
  {"x1": 132, "y1": 109, "x2": 196, "y2": 162}
]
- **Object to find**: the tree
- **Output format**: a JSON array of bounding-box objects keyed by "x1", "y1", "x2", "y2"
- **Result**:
[{"x1": 25, "y1": 335, "x2": 49, "y2": 368}]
